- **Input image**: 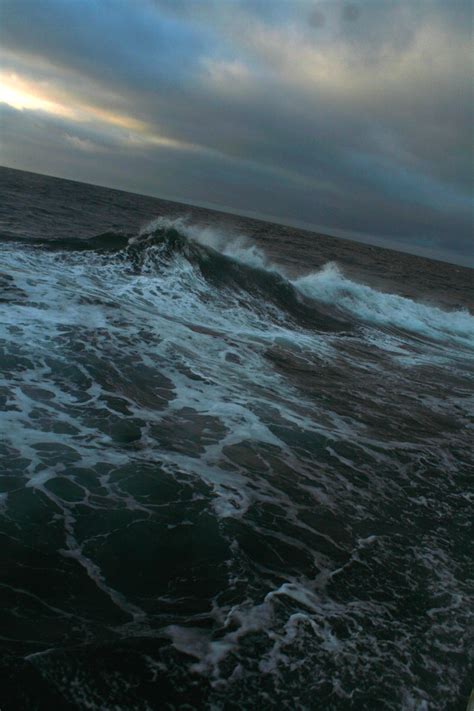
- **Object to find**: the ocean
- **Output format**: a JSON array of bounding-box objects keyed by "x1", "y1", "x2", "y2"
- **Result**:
[{"x1": 1, "y1": 165, "x2": 473, "y2": 710}]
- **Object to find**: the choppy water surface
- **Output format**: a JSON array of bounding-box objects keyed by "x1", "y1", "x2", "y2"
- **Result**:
[{"x1": 1, "y1": 167, "x2": 473, "y2": 710}]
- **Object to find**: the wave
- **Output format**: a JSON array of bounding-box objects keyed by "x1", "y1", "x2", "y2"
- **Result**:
[
  {"x1": 0, "y1": 228, "x2": 131, "y2": 251},
  {"x1": 133, "y1": 217, "x2": 474, "y2": 348},
  {"x1": 3, "y1": 215, "x2": 473, "y2": 347},
  {"x1": 295, "y1": 263, "x2": 474, "y2": 347},
  {"x1": 127, "y1": 217, "x2": 349, "y2": 333},
  {"x1": 138, "y1": 216, "x2": 270, "y2": 270}
]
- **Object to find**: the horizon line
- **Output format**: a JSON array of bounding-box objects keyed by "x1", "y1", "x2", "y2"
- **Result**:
[{"x1": 1, "y1": 162, "x2": 471, "y2": 271}]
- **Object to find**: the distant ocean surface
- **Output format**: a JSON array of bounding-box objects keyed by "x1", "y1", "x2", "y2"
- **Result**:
[{"x1": 1, "y1": 166, "x2": 473, "y2": 710}]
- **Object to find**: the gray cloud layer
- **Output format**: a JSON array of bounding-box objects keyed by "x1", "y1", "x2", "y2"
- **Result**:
[{"x1": 1, "y1": 0, "x2": 472, "y2": 264}]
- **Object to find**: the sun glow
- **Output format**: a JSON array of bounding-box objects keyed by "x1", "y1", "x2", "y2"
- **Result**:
[
  {"x1": 0, "y1": 73, "x2": 76, "y2": 117},
  {"x1": 0, "y1": 71, "x2": 194, "y2": 153}
]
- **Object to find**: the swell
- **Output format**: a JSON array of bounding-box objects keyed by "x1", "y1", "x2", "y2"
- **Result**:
[
  {"x1": 0, "y1": 219, "x2": 347, "y2": 333},
  {"x1": 3, "y1": 216, "x2": 473, "y2": 347},
  {"x1": 295, "y1": 263, "x2": 474, "y2": 348},
  {"x1": 126, "y1": 225, "x2": 350, "y2": 332},
  {"x1": 136, "y1": 218, "x2": 473, "y2": 348},
  {"x1": 0, "y1": 229, "x2": 131, "y2": 251}
]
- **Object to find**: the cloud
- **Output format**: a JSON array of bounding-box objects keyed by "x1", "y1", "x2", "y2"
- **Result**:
[
  {"x1": 64, "y1": 134, "x2": 104, "y2": 153},
  {"x1": 0, "y1": 0, "x2": 472, "y2": 264}
]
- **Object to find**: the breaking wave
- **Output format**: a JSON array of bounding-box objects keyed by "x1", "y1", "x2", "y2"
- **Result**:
[
  {"x1": 295, "y1": 262, "x2": 474, "y2": 347},
  {"x1": 90, "y1": 216, "x2": 474, "y2": 348},
  {"x1": 2, "y1": 215, "x2": 473, "y2": 349}
]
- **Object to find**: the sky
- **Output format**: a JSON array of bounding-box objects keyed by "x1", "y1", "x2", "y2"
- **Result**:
[{"x1": 0, "y1": 0, "x2": 473, "y2": 265}]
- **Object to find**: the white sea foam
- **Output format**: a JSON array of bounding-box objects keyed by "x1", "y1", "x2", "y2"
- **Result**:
[
  {"x1": 138, "y1": 215, "x2": 270, "y2": 269},
  {"x1": 1, "y1": 218, "x2": 472, "y2": 709},
  {"x1": 138, "y1": 217, "x2": 474, "y2": 348},
  {"x1": 294, "y1": 262, "x2": 474, "y2": 347},
  {"x1": 0, "y1": 239, "x2": 332, "y2": 522}
]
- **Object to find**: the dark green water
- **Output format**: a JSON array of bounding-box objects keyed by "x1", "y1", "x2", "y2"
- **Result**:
[{"x1": 1, "y1": 167, "x2": 473, "y2": 710}]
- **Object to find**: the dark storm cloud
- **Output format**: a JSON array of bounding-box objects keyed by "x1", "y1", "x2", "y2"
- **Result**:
[{"x1": 1, "y1": 0, "x2": 472, "y2": 264}]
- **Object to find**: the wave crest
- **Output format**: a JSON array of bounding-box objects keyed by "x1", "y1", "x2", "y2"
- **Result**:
[
  {"x1": 134, "y1": 218, "x2": 474, "y2": 348},
  {"x1": 294, "y1": 263, "x2": 474, "y2": 347},
  {"x1": 137, "y1": 215, "x2": 269, "y2": 270},
  {"x1": 130, "y1": 217, "x2": 348, "y2": 332},
  {"x1": 4, "y1": 214, "x2": 472, "y2": 347}
]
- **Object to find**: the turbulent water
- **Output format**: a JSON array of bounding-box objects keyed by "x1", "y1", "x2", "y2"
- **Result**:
[{"x1": 1, "y1": 167, "x2": 473, "y2": 710}]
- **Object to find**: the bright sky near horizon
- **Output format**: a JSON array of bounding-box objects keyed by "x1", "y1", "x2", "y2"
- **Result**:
[{"x1": 0, "y1": 0, "x2": 473, "y2": 264}]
